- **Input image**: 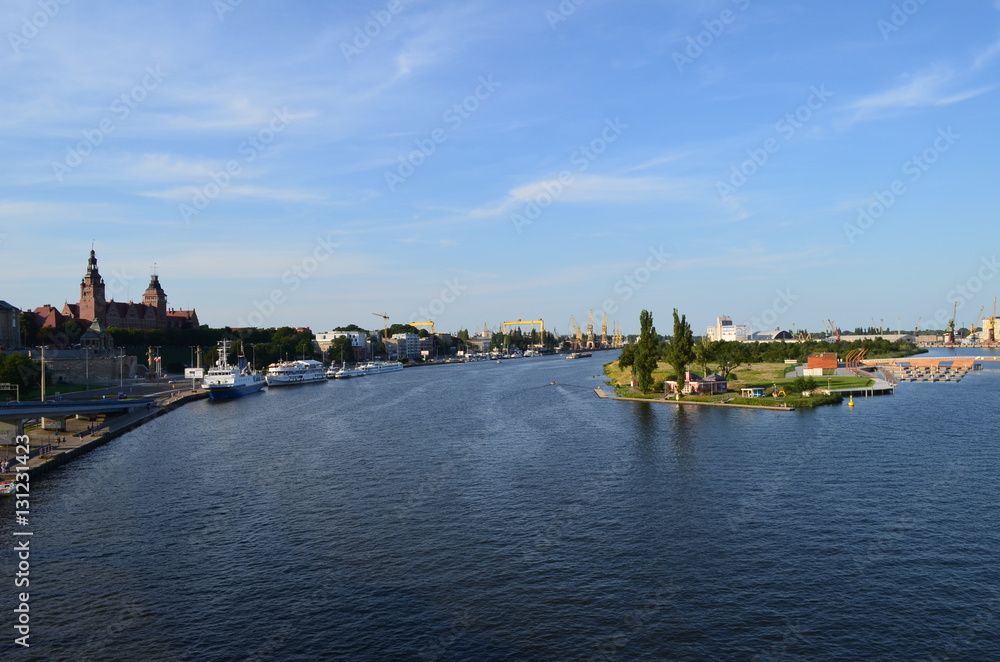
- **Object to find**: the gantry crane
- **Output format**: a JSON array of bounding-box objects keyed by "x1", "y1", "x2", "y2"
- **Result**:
[
  {"x1": 585, "y1": 310, "x2": 595, "y2": 350},
  {"x1": 502, "y1": 319, "x2": 545, "y2": 347},
  {"x1": 410, "y1": 320, "x2": 435, "y2": 335},
  {"x1": 612, "y1": 321, "x2": 623, "y2": 348},
  {"x1": 600, "y1": 312, "x2": 609, "y2": 348}
]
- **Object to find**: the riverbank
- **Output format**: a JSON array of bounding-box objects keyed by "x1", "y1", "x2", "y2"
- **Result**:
[{"x1": 3, "y1": 389, "x2": 207, "y2": 480}]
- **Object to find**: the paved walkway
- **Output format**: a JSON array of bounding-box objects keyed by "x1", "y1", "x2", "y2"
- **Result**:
[{"x1": 1, "y1": 388, "x2": 204, "y2": 479}]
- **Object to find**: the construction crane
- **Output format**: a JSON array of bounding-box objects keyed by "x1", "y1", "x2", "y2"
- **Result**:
[
  {"x1": 585, "y1": 310, "x2": 595, "y2": 350},
  {"x1": 410, "y1": 320, "x2": 435, "y2": 335},
  {"x1": 827, "y1": 319, "x2": 840, "y2": 342},
  {"x1": 371, "y1": 312, "x2": 389, "y2": 339}
]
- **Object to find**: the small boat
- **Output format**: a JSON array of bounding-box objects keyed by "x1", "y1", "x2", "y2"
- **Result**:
[
  {"x1": 327, "y1": 366, "x2": 366, "y2": 379},
  {"x1": 0, "y1": 481, "x2": 15, "y2": 497}
]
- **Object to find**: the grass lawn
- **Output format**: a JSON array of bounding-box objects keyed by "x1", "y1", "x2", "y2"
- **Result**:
[
  {"x1": 741, "y1": 376, "x2": 874, "y2": 390},
  {"x1": 604, "y1": 360, "x2": 846, "y2": 408}
]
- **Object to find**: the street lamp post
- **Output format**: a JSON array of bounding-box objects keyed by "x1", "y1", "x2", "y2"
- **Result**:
[{"x1": 85, "y1": 346, "x2": 89, "y2": 391}]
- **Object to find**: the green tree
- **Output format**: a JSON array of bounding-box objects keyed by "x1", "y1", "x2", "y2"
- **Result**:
[
  {"x1": 327, "y1": 336, "x2": 356, "y2": 364},
  {"x1": 694, "y1": 336, "x2": 716, "y2": 377},
  {"x1": 635, "y1": 310, "x2": 659, "y2": 393},
  {"x1": 664, "y1": 308, "x2": 695, "y2": 394},
  {"x1": 715, "y1": 341, "x2": 748, "y2": 379},
  {"x1": 618, "y1": 343, "x2": 636, "y2": 378}
]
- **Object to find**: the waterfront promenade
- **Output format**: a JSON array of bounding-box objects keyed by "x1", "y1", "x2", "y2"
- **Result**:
[{"x1": 1, "y1": 380, "x2": 204, "y2": 480}]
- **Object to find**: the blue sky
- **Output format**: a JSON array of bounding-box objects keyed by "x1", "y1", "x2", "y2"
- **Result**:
[{"x1": 2, "y1": 0, "x2": 999, "y2": 336}]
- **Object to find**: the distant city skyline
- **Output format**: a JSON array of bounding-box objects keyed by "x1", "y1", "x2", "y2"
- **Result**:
[{"x1": 2, "y1": 1, "x2": 999, "y2": 335}]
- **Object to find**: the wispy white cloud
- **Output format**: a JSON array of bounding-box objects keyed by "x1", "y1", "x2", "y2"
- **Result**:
[
  {"x1": 973, "y1": 34, "x2": 1000, "y2": 70},
  {"x1": 847, "y1": 47, "x2": 998, "y2": 124},
  {"x1": 141, "y1": 186, "x2": 326, "y2": 203}
]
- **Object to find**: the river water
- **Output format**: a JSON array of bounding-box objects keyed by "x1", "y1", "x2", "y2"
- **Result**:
[{"x1": 2, "y1": 350, "x2": 999, "y2": 661}]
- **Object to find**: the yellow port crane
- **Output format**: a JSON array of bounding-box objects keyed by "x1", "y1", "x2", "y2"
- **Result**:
[
  {"x1": 502, "y1": 319, "x2": 545, "y2": 347},
  {"x1": 612, "y1": 321, "x2": 623, "y2": 348},
  {"x1": 600, "y1": 312, "x2": 609, "y2": 348},
  {"x1": 410, "y1": 320, "x2": 435, "y2": 335},
  {"x1": 988, "y1": 297, "x2": 998, "y2": 343},
  {"x1": 585, "y1": 310, "x2": 595, "y2": 350},
  {"x1": 568, "y1": 315, "x2": 583, "y2": 350}
]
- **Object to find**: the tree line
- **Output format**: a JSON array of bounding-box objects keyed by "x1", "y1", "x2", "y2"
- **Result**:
[{"x1": 617, "y1": 309, "x2": 922, "y2": 394}]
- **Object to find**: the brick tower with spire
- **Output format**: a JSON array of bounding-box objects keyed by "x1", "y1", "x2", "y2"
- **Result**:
[{"x1": 78, "y1": 249, "x2": 107, "y2": 321}]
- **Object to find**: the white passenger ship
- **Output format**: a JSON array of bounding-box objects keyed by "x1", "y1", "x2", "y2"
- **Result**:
[
  {"x1": 359, "y1": 361, "x2": 404, "y2": 374},
  {"x1": 202, "y1": 339, "x2": 266, "y2": 400},
  {"x1": 265, "y1": 359, "x2": 327, "y2": 386}
]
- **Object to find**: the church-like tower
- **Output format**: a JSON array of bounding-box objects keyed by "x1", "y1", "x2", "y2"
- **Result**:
[
  {"x1": 79, "y1": 249, "x2": 107, "y2": 321},
  {"x1": 142, "y1": 273, "x2": 168, "y2": 319}
]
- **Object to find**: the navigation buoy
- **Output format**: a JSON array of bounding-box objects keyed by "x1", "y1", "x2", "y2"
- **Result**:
[{"x1": 848, "y1": 395, "x2": 855, "y2": 407}]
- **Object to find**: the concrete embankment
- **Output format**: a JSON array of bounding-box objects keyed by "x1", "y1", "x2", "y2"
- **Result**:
[{"x1": 11, "y1": 390, "x2": 207, "y2": 480}]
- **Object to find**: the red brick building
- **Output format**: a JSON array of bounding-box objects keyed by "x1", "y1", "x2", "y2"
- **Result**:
[{"x1": 32, "y1": 250, "x2": 199, "y2": 330}]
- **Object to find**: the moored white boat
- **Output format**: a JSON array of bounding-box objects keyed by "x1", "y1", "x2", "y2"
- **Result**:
[
  {"x1": 359, "y1": 361, "x2": 404, "y2": 374},
  {"x1": 265, "y1": 359, "x2": 327, "y2": 386},
  {"x1": 327, "y1": 366, "x2": 366, "y2": 379},
  {"x1": 202, "y1": 339, "x2": 266, "y2": 400}
]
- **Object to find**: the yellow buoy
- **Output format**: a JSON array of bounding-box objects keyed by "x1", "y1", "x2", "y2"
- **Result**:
[{"x1": 848, "y1": 394, "x2": 855, "y2": 407}]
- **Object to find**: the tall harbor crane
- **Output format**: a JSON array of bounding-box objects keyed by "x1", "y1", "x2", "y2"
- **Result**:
[
  {"x1": 568, "y1": 315, "x2": 583, "y2": 350},
  {"x1": 827, "y1": 319, "x2": 840, "y2": 342},
  {"x1": 989, "y1": 298, "x2": 998, "y2": 344},
  {"x1": 612, "y1": 321, "x2": 623, "y2": 348},
  {"x1": 585, "y1": 310, "x2": 595, "y2": 350},
  {"x1": 945, "y1": 302, "x2": 957, "y2": 345},
  {"x1": 600, "y1": 312, "x2": 609, "y2": 348}
]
